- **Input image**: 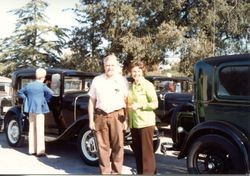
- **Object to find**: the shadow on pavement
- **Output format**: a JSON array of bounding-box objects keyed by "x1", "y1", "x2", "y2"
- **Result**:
[{"x1": 0, "y1": 132, "x2": 186, "y2": 174}]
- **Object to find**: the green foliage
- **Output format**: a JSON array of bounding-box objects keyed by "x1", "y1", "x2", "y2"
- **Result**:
[
  {"x1": 0, "y1": 0, "x2": 68, "y2": 76},
  {"x1": 60, "y1": 52, "x2": 102, "y2": 72},
  {"x1": 0, "y1": 0, "x2": 248, "y2": 77},
  {"x1": 68, "y1": 0, "x2": 249, "y2": 75},
  {"x1": 178, "y1": 0, "x2": 249, "y2": 75},
  {"x1": 68, "y1": 0, "x2": 187, "y2": 73}
]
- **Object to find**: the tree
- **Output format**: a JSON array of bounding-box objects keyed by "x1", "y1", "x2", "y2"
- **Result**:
[
  {"x1": 0, "y1": 0, "x2": 68, "y2": 76},
  {"x1": 66, "y1": 0, "x2": 104, "y2": 72},
  {"x1": 178, "y1": 0, "x2": 249, "y2": 76},
  {"x1": 68, "y1": 0, "x2": 185, "y2": 73},
  {"x1": 69, "y1": 0, "x2": 249, "y2": 75}
]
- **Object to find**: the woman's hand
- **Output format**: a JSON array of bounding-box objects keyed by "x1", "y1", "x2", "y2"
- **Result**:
[{"x1": 128, "y1": 103, "x2": 142, "y2": 111}]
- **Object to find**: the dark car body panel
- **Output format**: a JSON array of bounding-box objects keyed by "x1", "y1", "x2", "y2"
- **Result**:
[
  {"x1": 144, "y1": 76, "x2": 193, "y2": 126},
  {"x1": 193, "y1": 55, "x2": 250, "y2": 134},
  {"x1": 165, "y1": 54, "x2": 250, "y2": 173}
]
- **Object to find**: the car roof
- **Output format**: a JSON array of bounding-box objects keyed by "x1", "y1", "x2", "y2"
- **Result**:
[
  {"x1": 12, "y1": 67, "x2": 100, "y2": 78},
  {"x1": 203, "y1": 54, "x2": 250, "y2": 66},
  {"x1": 145, "y1": 76, "x2": 192, "y2": 82},
  {"x1": 126, "y1": 75, "x2": 192, "y2": 83},
  {"x1": 0, "y1": 76, "x2": 11, "y2": 83}
]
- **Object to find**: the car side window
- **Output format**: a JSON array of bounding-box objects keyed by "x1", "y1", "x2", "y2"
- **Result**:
[
  {"x1": 51, "y1": 74, "x2": 61, "y2": 96},
  {"x1": 218, "y1": 65, "x2": 250, "y2": 98},
  {"x1": 0, "y1": 82, "x2": 11, "y2": 96},
  {"x1": 64, "y1": 77, "x2": 83, "y2": 92},
  {"x1": 21, "y1": 79, "x2": 34, "y2": 88}
]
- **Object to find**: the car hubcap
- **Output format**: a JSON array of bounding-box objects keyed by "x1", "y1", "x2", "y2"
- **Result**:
[
  {"x1": 87, "y1": 137, "x2": 97, "y2": 153},
  {"x1": 207, "y1": 162, "x2": 215, "y2": 170},
  {"x1": 81, "y1": 130, "x2": 98, "y2": 161},
  {"x1": 8, "y1": 120, "x2": 19, "y2": 143},
  {"x1": 198, "y1": 151, "x2": 227, "y2": 174}
]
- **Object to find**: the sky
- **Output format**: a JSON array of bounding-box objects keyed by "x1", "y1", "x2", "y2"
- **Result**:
[{"x1": 0, "y1": 0, "x2": 79, "y2": 39}]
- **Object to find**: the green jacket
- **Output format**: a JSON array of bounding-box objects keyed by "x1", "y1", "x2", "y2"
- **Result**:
[{"x1": 128, "y1": 78, "x2": 158, "y2": 128}]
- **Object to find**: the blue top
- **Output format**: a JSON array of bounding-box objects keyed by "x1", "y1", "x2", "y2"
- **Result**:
[{"x1": 17, "y1": 80, "x2": 54, "y2": 114}]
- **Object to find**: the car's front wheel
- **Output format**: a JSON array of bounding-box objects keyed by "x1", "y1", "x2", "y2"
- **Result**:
[
  {"x1": 187, "y1": 134, "x2": 246, "y2": 174},
  {"x1": 77, "y1": 125, "x2": 99, "y2": 166},
  {"x1": 5, "y1": 116, "x2": 24, "y2": 147}
]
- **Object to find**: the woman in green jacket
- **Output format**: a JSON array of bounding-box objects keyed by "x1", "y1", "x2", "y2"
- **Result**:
[{"x1": 128, "y1": 60, "x2": 158, "y2": 174}]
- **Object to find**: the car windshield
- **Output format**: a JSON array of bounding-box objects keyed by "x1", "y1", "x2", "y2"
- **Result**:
[
  {"x1": 64, "y1": 76, "x2": 95, "y2": 93},
  {"x1": 49, "y1": 74, "x2": 95, "y2": 96},
  {"x1": 21, "y1": 79, "x2": 34, "y2": 88},
  {"x1": 64, "y1": 76, "x2": 84, "y2": 92},
  {"x1": 154, "y1": 79, "x2": 192, "y2": 93}
]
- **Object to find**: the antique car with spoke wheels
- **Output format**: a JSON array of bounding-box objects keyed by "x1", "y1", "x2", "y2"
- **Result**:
[
  {"x1": 4, "y1": 68, "x2": 160, "y2": 166},
  {"x1": 161, "y1": 54, "x2": 250, "y2": 174}
]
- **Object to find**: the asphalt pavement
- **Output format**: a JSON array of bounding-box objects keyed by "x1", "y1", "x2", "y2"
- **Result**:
[{"x1": 0, "y1": 132, "x2": 187, "y2": 175}]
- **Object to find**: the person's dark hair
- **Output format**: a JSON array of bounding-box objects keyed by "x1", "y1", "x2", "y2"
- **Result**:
[{"x1": 129, "y1": 60, "x2": 146, "y2": 75}]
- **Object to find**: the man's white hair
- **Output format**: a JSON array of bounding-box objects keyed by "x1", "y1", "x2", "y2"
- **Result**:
[
  {"x1": 103, "y1": 53, "x2": 119, "y2": 65},
  {"x1": 103, "y1": 54, "x2": 123, "y2": 75},
  {"x1": 36, "y1": 68, "x2": 46, "y2": 79}
]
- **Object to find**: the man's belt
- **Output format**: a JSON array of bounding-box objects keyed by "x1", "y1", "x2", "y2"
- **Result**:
[{"x1": 95, "y1": 108, "x2": 123, "y2": 115}]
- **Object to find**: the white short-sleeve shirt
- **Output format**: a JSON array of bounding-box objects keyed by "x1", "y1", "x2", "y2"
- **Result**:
[{"x1": 88, "y1": 74, "x2": 128, "y2": 113}]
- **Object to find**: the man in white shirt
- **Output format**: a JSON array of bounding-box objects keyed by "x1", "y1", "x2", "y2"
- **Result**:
[{"x1": 88, "y1": 54, "x2": 128, "y2": 174}]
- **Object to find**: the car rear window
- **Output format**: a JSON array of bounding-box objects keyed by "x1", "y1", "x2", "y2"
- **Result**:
[{"x1": 218, "y1": 65, "x2": 250, "y2": 99}]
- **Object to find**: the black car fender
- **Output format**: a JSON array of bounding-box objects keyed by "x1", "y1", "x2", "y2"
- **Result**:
[
  {"x1": 178, "y1": 120, "x2": 249, "y2": 171},
  {"x1": 171, "y1": 102, "x2": 194, "y2": 122},
  {"x1": 47, "y1": 116, "x2": 90, "y2": 142},
  {"x1": 4, "y1": 106, "x2": 24, "y2": 126},
  {"x1": 170, "y1": 103, "x2": 194, "y2": 141}
]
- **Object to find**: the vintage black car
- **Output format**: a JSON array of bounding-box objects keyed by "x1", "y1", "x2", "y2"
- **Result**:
[
  {"x1": 4, "y1": 68, "x2": 160, "y2": 166},
  {"x1": 145, "y1": 76, "x2": 193, "y2": 128},
  {"x1": 161, "y1": 54, "x2": 250, "y2": 174}
]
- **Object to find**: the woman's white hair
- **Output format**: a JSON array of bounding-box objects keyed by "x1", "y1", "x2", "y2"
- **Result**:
[{"x1": 36, "y1": 68, "x2": 47, "y2": 79}]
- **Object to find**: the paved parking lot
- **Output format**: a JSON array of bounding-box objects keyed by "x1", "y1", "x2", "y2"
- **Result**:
[{"x1": 0, "y1": 132, "x2": 187, "y2": 175}]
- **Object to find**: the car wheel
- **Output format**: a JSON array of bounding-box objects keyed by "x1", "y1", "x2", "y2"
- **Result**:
[
  {"x1": 77, "y1": 125, "x2": 99, "y2": 166},
  {"x1": 187, "y1": 134, "x2": 245, "y2": 174},
  {"x1": 5, "y1": 116, "x2": 24, "y2": 147}
]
